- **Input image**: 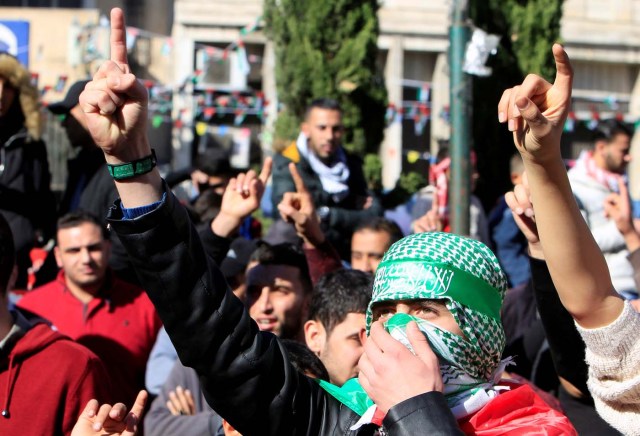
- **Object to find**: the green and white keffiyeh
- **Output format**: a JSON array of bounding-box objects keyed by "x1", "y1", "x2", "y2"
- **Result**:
[
  {"x1": 368, "y1": 231, "x2": 508, "y2": 381},
  {"x1": 319, "y1": 232, "x2": 511, "y2": 424}
]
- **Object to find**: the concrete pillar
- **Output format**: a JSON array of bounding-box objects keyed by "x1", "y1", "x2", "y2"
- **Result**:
[
  {"x1": 261, "y1": 41, "x2": 277, "y2": 156},
  {"x1": 430, "y1": 53, "x2": 450, "y2": 155},
  {"x1": 381, "y1": 36, "x2": 404, "y2": 190}
]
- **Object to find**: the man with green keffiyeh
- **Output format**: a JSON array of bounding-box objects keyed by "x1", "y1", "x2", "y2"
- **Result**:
[{"x1": 318, "y1": 231, "x2": 576, "y2": 434}]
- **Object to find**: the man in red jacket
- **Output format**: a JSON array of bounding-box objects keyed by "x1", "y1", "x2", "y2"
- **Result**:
[
  {"x1": 0, "y1": 213, "x2": 110, "y2": 435},
  {"x1": 18, "y1": 210, "x2": 161, "y2": 405}
]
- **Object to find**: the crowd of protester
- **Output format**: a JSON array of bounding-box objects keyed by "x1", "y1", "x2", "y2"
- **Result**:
[{"x1": 0, "y1": 7, "x2": 639, "y2": 435}]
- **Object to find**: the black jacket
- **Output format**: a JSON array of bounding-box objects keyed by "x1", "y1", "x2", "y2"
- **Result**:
[
  {"x1": 271, "y1": 143, "x2": 382, "y2": 259},
  {"x1": 108, "y1": 183, "x2": 462, "y2": 436},
  {"x1": 529, "y1": 258, "x2": 621, "y2": 435},
  {"x1": 0, "y1": 128, "x2": 56, "y2": 287}
]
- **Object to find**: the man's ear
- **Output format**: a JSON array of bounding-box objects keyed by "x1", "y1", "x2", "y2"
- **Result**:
[
  {"x1": 54, "y1": 246, "x2": 63, "y2": 268},
  {"x1": 301, "y1": 121, "x2": 310, "y2": 137},
  {"x1": 359, "y1": 327, "x2": 368, "y2": 346},
  {"x1": 304, "y1": 320, "x2": 326, "y2": 355},
  {"x1": 594, "y1": 139, "x2": 608, "y2": 154}
]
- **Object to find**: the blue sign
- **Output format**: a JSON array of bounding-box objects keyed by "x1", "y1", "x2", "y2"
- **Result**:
[{"x1": 0, "y1": 20, "x2": 30, "y2": 67}]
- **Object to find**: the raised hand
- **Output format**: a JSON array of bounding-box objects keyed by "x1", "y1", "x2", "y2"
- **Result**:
[
  {"x1": 276, "y1": 163, "x2": 325, "y2": 246},
  {"x1": 166, "y1": 386, "x2": 196, "y2": 416},
  {"x1": 412, "y1": 209, "x2": 443, "y2": 234},
  {"x1": 72, "y1": 390, "x2": 147, "y2": 436},
  {"x1": 79, "y1": 8, "x2": 149, "y2": 162},
  {"x1": 358, "y1": 321, "x2": 442, "y2": 414},
  {"x1": 504, "y1": 172, "x2": 543, "y2": 259},
  {"x1": 211, "y1": 158, "x2": 272, "y2": 238},
  {"x1": 604, "y1": 178, "x2": 635, "y2": 235},
  {"x1": 498, "y1": 44, "x2": 573, "y2": 162}
]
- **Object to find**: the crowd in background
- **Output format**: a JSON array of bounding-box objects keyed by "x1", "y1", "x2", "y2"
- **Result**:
[{"x1": 0, "y1": 8, "x2": 639, "y2": 435}]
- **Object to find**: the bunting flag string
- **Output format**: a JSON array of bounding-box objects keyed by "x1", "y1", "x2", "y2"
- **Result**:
[
  {"x1": 31, "y1": 69, "x2": 637, "y2": 135},
  {"x1": 194, "y1": 43, "x2": 262, "y2": 64}
]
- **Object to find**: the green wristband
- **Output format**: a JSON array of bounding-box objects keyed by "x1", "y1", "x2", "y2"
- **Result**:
[{"x1": 107, "y1": 150, "x2": 157, "y2": 181}]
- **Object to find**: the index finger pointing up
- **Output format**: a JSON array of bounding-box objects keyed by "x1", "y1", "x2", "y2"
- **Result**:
[
  {"x1": 259, "y1": 157, "x2": 273, "y2": 185},
  {"x1": 110, "y1": 8, "x2": 130, "y2": 72},
  {"x1": 289, "y1": 163, "x2": 309, "y2": 194},
  {"x1": 552, "y1": 43, "x2": 573, "y2": 100}
]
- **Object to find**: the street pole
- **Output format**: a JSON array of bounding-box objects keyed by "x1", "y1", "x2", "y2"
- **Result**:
[{"x1": 449, "y1": 0, "x2": 471, "y2": 236}]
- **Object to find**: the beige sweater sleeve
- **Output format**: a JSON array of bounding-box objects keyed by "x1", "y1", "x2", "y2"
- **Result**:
[{"x1": 576, "y1": 302, "x2": 640, "y2": 435}]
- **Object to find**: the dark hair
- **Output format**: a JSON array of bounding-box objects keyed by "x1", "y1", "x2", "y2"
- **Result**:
[
  {"x1": 0, "y1": 214, "x2": 15, "y2": 296},
  {"x1": 281, "y1": 339, "x2": 330, "y2": 381},
  {"x1": 194, "y1": 147, "x2": 232, "y2": 177},
  {"x1": 250, "y1": 242, "x2": 312, "y2": 293},
  {"x1": 353, "y1": 217, "x2": 404, "y2": 247},
  {"x1": 304, "y1": 98, "x2": 342, "y2": 120},
  {"x1": 192, "y1": 189, "x2": 222, "y2": 223},
  {"x1": 592, "y1": 120, "x2": 632, "y2": 144},
  {"x1": 308, "y1": 269, "x2": 372, "y2": 335},
  {"x1": 57, "y1": 210, "x2": 109, "y2": 240}
]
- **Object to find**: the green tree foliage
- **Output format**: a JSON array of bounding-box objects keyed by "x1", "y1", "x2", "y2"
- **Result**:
[
  {"x1": 468, "y1": 0, "x2": 563, "y2": 207},
  {"x1": 505, "y1": 0, "x2": 564, "y2": 80},
  {"x1": 264, "y1": 0, "x2": 387, "y2": 155}
]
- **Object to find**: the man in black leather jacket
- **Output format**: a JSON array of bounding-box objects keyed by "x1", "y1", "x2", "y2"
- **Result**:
[{"x1": 82, "y1": 8, "x2": 463, "y2": 436}]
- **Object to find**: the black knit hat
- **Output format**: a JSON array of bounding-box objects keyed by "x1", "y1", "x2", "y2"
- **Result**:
[{"x1": 47, "y1": 80, "x2": 90, "y2": 114}]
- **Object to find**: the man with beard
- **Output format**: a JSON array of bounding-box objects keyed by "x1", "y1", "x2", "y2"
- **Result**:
[
  {"x1": 246, "y1": 242, "x2": 312, "y2": 341},
  {"x1": 568, "y1": 120, "x2": 636, "y2": 297},
  {"x1": 17, "y1": 211, "x2": 161, "y2": 406},
  {"x1": 271, "y1": 98, "x2": 382, "y2": 260},
  {"x1": 304, "y1": 269, "x2": 371, "y2": 386}
]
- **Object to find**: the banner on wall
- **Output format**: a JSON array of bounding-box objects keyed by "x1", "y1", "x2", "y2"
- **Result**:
[{"x1": 0, "y1": 20, "x2": 30, "y2": 66}]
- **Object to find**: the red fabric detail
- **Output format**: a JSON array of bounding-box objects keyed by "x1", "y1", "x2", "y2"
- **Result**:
[
  {"x1": 17, "y1": 270, "x2": 162, "y2": 405},
  {"x1": 303, "y1": 241, "x2": 343, "y2": 286},
  {"x1": 29, "y1": 248, "x2": 48, "y2": 265},
  {"x1": 428, "y1": 151, "x2": 478, "y2": 223},
  {"x1": 459, "y1": 384, "x2": 577, "y2": 435},
  {"x1": 429, "y1": 157, "x2": 451, "y2": 220},
  {"x1": 504, "y1": 374, "x2": 563, "y2": 412},
  {"x1": 371, "y1": 407, "x2": 386, "y2": 426},
  {"x1": 580, "y1": 150, "x2": 622, "y2": 191},
  {"x1": 0, "y1": 323, "x2": 110, "y2": 435},
  {"x1": 27, "y1": 248, "x2": 49, "y2": 290}
]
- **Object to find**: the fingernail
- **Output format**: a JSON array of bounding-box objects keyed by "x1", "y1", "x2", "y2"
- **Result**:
[
  {"x1": 515, "y1": 207, "x2": 523, "y2": 215},
  {"x1": 516, "y1": 99, "x2": 529, "y2": 111},
  {"x1": 508, "y1": 119, "x2": 515, "y2": 131},
  {"x1": 93, "y1": 423, "x2": 102, "y2": 431},
  {"x1": 525, "y1": 208, "x2": 534, "y2": 217},
  {"x1": 498, "y1": 112, "x2": 506, "y2": 123}
]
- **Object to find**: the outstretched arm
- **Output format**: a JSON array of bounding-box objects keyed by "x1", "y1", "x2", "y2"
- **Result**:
[
  {"x1": 506, "y1": 177, "x2": 590, "y2": 397},
  {"x1": 498, "y1": 44, "x2": 623, "y2": 328},
  {"x1": 81, "y1": 9, "x2": 342, "y2": 435},
  {"x1": 79, "y1": 8, "x2": 161, "y2": 208}
]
